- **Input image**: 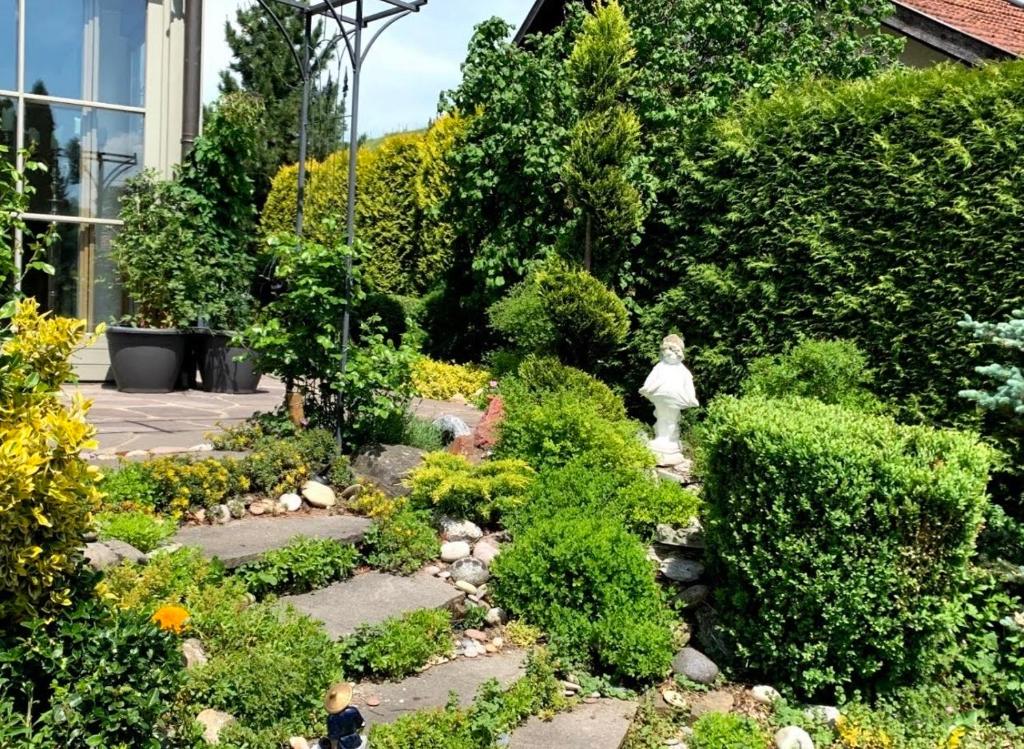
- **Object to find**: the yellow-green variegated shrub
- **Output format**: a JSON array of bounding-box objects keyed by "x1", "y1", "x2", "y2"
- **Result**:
[{"x1": 0, "y1": 299, "x2": 102, "y2": 622}]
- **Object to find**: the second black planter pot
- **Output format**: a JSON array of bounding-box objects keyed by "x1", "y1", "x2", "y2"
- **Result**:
[{"x1": 194, "y1": 331, "x2": 262, "y2": 394}]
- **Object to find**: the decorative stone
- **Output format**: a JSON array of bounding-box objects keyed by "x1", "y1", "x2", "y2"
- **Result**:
[
  {"x1": 491, "y1": 637, "x2": 504, "y2": 648},
  {"x1": 302, "y1": 480, "x2": 337, "y2": 509},
  {"x1": 472, "y1": 536, "x2": 501, "y2": 566},
  {"x1": 366, "y1": 696, "x2": 381, "y2": 708},
  {"x1": 211, "y1": 504, "x2": 232, "y2": 524},
  {"x1": 249, "y1": 501, "x2": 266, "y2": 516},
  {"x1": 227, "y1": 499, "x2": 246, "y2": 519},
  {"x1": 455, "y1": 580, "x2": 478, "y2": 595},
  {"x1": 805, "y1": 706, "x2": 840, "y2": 727},
  {"x1": 197, "y1": 709, "x2": 236, "y2": 745},
  {"x1": 639, "y1": 334, "x2": 699, "y2": 466},
  {"x1": 690, "y1": 689, "x2": 734, "y2": 717},
  {"x1": 450, "y1": 557, "x2": 490, "y2": 586},
  {"x1": 433, "y1": 414, "x2": 472, "y2": 443},
  {"x1": 278, "y1": 493, "x2": 302, "y2": 512},
  {"x1": 485, "y1": 644, "x2": 498, "y2": 654},
  {"x1": 656, "y1": 520, "x2": 706, "y2": 549},
  {"x1": 775, "y1": 726, "x2": 815, "y2": 749},
  {"x1": 82, "y1": 530, "x2": 98, "y2": 542},
  {"x1": 84, "y1": 542, "x2": 121, "y2": 571},
  {"x1": 562, "y1": 680, "x2": 582, "y2": 693},
  {"x1": 440, "y1": 540, "x2": 472, "y2": 562},
  {"x1": 661, "y1": 690, "x2": 687, "y2": 709},
  {"x1": 439, "y1": 571, "x2": 451, "y2": 579},
  {"x1": 485, "y1": 607, "x2": 506, "y2": 626},
  {"x1": 660, "y1": 556, "x2": 704, "y2": 583},
  {"x1": 144, "y1": 543, "x2": 183, "y2": 563},
  {"x1": 182, "y1": 638, "x2": 208, "y2": 669},
  {"x1": 440, "y1": 517, "x2": 484, "y2": 543},
  {"x1": 289, "y1": 738, "x2": 311, "y2": 749},
  {"x1": 465, "y1": 629, "x2": 488, "y2": 642},
  {"x1": 751, "y1": 685, "x2": 782, "y2": 705},
  {"x1": 191, "y1": 508, "x2": 207, "y2": 524},
  {"x1": 351, "y1": 444, "x2": 427, "y2": 496},
  {"x1": 340, "y1": 484, "x2": 363, "y2": 501},
  {"x1": 672, "y1": 647, "x2": 719, "y2": 684},
  {"x1": 424, "y1": 565, "x2": 441, "y2": 576},
  {"x1": 678, "y1": 584, "x2": 710, "y2": 609}
]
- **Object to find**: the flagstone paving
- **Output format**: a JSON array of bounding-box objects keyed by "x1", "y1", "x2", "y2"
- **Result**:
[
  {"x1": 508, "y1": 699, "x2": 639, "y2": 749},
  {"x1": 281, "y1": 571, "x2": 463, "y2": 639},
  {"x1": 353, "y1": 651, "x2": 526, "y2": 724},
  {"x1": 173, "y1": 515, "x2": 371, "y2": 568}
]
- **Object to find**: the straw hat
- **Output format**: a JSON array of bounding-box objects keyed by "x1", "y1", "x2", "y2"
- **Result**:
[{"x1": 324, "y1": 682, "x2": 353, "y2": 714}]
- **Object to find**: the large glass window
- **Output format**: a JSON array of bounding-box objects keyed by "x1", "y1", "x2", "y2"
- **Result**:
[
  {"x1": 24, "y1": 0, "x2": 146, "y2": 107},
  {"x1": 24, "y1": 102, "x2": 143, "y2": 219},
  {"x1": 0, "y1": 0, "x2": 15, "y2": 90},
  {"x1": 0, "y1": 96, "x2": 15, "y2": 162}
]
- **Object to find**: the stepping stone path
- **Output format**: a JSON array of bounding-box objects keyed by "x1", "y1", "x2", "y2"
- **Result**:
[
  {"x1": 173, "y1": 515, "x2": 370, "y2": 568},
  {"x1": 354, "y1": 651, "x2": 526, "y2": 723},
  {"x1": 281, "y1": 571, "x2": 463, "y2": 639},
  {"x1": 508, "y1": 699, "x2": 638, "y2": 749}
]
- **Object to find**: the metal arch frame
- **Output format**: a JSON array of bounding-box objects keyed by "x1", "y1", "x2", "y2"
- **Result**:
[{"x1": 248, "y1": 0, "x2": 428, "y2": 446}]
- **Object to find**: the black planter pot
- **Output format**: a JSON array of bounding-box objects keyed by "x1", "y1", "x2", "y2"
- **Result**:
[
  {"x1": 106, "y1": 326, "x2": 187, "y2": 393},
  {"x1": 195, "y1": 330, "x2": 262, "y2": 394}
]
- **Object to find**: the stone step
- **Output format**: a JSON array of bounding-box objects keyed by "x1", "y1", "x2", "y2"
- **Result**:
[
  {"x1": 355, "y1": 650, "x2": 526, "y2": 725},
  {"x1": 173, "y1": 514, "x2": 371, "y2": 569},
  {"x1": 280, "y1": 570, "x2": 463, "y2": 639},
  {"x1": 508, "y1": 699, "x2": 638, "y2": 749}
]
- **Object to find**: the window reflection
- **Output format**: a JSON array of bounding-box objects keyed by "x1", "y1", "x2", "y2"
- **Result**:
[
  {"x1": 24, "y1": 102, "x2": 143, "y2": 219},
  {"x1": 0, "y1": 0, "x2": 15, "y2": 90},
  {"x1": 0, "y1": 97, "x2": 15, "y2": 164},
  {"x1": 24, "y1": 0, "x2": 146, "y2": 107}
]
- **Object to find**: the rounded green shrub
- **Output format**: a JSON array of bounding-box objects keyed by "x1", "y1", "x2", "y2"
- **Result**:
[
  {"x1": 496, "y1": 391, "x2": 653, "y2": 474},
  {"x1": 408, "y1": 452, "x2": 536, "y2": 525},
  {"x1": 741, "y1": 338, "x2": 882, "y2": 412},
  {"x1": 339, "y1": 608, "x2": 453, "y2": 681},
  {"x1": 489, "y1": 261, "x2": 629, "y2": 370},
  {"x1": 503, "y1": 354, "x2": 626, "y2": 420},
  {"x1": 491, "y1": 513, "x2": 673, "y2": 682},
  {"x1": 505, "y1": 456, "x2": 699, "y2": 540},
  {"x1": 236, "y1": 537, "x2": 359, "y2": 598},
  {"x1": 699, "y1": 395, "x2": 994, "y2": 699}
]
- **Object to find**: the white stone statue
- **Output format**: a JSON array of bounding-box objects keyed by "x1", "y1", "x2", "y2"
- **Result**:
[{"x1": 640, "y1": 334, "x2": 699, "y2": 466}]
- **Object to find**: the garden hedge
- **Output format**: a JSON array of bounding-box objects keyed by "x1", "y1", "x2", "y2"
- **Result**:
[
  {"x1": 648, "y1": 62, "x2": 1024, "y2": 430},
  {"x1": 699, "y1": 396, "x2": 993, "y2": 699}
]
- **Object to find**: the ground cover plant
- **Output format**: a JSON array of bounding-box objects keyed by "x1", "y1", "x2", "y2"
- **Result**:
[
  {"x1": 235, "y1": 537, "x2": 359, "y2": 598},
  {"x1": 411, "y1": 357, "x2": 492, "y2": 400},
  {"x1": 338, "y1": 608, "x2": 453, "y2": 681},
  {"x1": 362, "y1": 508, "x2": 439, "y2": 575},
  {"x1": 699, "y1": 395, "x2": 994, "y2": 699},
  {"x1": 95, "y1": 510, "x2": 177, "y2": 553}
]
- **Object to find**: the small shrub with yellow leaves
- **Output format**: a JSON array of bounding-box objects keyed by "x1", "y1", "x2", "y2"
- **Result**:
[
  {"x1": 0, "y1": 299, "x2": 103, "y2": 623},
  {"x1": 349, "y1": 485, "x2": 407, "y2": 519},
  {"x1": 411, "y1": 357, "x2": 492, "y2": 401},
  {"x1": 145, "y1": 456, "x2": 250, "y2": 516},
  {"x1": 408, "y1": 451, "x2": 535, "y2": 524}
]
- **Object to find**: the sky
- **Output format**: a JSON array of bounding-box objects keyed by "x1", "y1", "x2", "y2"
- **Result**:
[{"x1": 203, "y1": 0, "x2": 538, "y2": 137}]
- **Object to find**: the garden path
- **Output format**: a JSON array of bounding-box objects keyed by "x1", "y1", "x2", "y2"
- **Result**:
[
  {"x1": 509, "y1": 699, "x2": 638, "y2": 748},
  {"x1": 172, "y1": 514, "x2": 371, "y2": 568}
]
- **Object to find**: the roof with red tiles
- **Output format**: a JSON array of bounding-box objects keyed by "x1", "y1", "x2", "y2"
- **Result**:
[{"x1": 897, "y1": 0, "x2": 1024, "y2": 56}]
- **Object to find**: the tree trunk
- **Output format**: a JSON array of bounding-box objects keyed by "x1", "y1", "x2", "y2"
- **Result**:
[{"x1": 583, "y1": 214, "x2": 593, "y2": 272}]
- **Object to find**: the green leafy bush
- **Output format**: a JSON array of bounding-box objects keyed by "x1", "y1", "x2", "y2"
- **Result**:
[
  {"x1": 741, "y1": 338, "x2": 882, "y2": 412},
  {"x1": 408, "y1": 452, "x2": 536, "y2": 524},
  {"x1": 503, "y1": 354, "x2": 626, "y2": 420},
  {"x1": 144, "y1": 455, "x2": 250, "y2": 516},
  {"x1": 364, "y1": 509, "x2": 439, "y2": 575},
  {"x1": 95, "y1": 510, "x2": 176, "y2": 553},
  {"x1": 649, "y1": 61, "x2": 1024, "y2": 439},
  {"x1": 0, "y1": 599, "x2": 186, "y2": 747},
  {"x1": 506, "y1": 456, "x2": 699, "y2": 540},
  {"x1": 691, "y1": 713, "x2": 767, "y2": 749},
  {"x1": 496, "y1": 391, "x2": 653, "y2": 473},
  {"x1": 236, "y1": 537, "x2": 359, "y2": 598},
  {"x1": 491, "y1": 513, "x2": 673, "y2": 681},
  {"x1": 489, "y1": 261, "x2": 629, "y2": 369},
  {"x1": 339, "y1": 608, "x2": 453, "y2": 681},
  {"x1": 98, "y1": 462, "x2": 162, "y2": 511},
  {"x1": 699, "y1": 395, "x2": 994, "y2": 699},
  {"x1": 184, "y1": 602, "x2": 343, "y2": 738}
]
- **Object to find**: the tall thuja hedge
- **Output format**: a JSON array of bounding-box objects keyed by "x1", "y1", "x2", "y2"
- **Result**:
[{"x1": 648, "y1": 62, "x2": 1024, "y2": 428}]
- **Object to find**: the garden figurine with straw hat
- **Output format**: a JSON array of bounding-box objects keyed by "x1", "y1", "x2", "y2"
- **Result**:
[{"x1": 323, "y1": 682, "x2": 367, "y2": 749}]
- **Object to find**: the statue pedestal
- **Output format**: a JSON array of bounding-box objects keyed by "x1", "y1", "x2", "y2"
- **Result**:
[{"x1": 649, "y1": 438, "x2": 686, "y2": 467}]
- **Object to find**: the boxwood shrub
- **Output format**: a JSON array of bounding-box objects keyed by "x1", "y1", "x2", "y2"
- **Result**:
[
  {"x1": 491, "y1": 513, "x2": 674, "y2": 682},
  {"x1": 699, "y1": 395, "x2": 994, "y2": 699}
]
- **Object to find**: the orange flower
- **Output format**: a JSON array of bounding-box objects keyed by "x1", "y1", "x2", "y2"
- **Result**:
[{"x1": 151, "y1": 605, "x2": 190, "y2": 634}]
